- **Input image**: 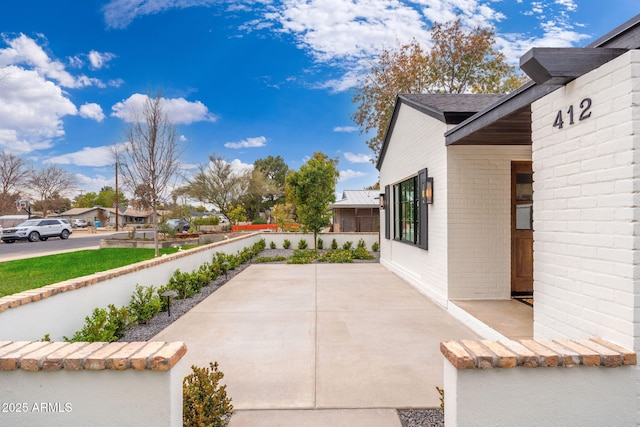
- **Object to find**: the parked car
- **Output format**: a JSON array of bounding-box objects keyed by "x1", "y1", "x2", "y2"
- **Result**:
[
  {"x1": 165, "y1": 218, "x2": 190, "y2": 232},
  {"x1": 1, "y1": 219, "x2": 73, "y2": 243},
  {"x1": 71, "y1": 219, "x2": 89, "y2": 228}
]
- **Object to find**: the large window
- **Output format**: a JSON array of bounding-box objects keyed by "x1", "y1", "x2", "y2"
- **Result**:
[
  {"x1": 389, "y1": 168, "x2": 429, "y2": 249},
  {"x1": 394, "y1": 177, "x2": 417, "y2": 243}
]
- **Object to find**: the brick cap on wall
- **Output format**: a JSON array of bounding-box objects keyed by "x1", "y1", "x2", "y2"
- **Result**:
[
  {"x1": 441, "y1": 338, "x2": 637, "y2": 369},
  {"x1": 0, "y1": 341, "x2": 187, "y2": 372}
]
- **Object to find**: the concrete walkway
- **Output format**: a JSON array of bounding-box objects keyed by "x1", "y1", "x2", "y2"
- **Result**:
[{"x1": 153, "y1": 263, "x2": 480, "y2": 426}]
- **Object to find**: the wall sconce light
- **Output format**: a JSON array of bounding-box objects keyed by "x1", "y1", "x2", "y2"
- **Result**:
[
  {"x1": 421, "y1": 177, "x2": 434, "y2": 204},
  {"x1": 379, "y1": 193, "x2": 386, "y2": 209}
]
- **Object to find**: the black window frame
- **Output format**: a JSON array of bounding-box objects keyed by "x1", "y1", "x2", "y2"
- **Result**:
[{"x1": 389, "y1": 168, "x2": 429, "y2": 250}]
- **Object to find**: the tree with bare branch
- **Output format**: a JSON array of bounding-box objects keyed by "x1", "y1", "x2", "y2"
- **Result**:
[
  {"x1": 0, "y1": 151, "x2": 29, "y2": 214},
  {"x1": 26, "y1": 165, "x2": 76, "y2": 217},
  {"x1": 116, "y1": 90, "x2": 183, "y2": 256},
  {"x1": 184, "y1": 154, "x2": 247, "y2": 217}
]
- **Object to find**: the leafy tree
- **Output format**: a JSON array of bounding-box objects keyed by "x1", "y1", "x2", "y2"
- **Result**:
[
  {"x1": 285, "y1": 152, "x2": 339, "y2": 248},
  {"x1": 184, "y1": 154, "x2": 246, "y2": 217},
  {"x1": 352, "y1": 19, "x2": 527, "y2": 160},
  {"x1": 254, "y1": 155, "x2": 288, "y2": 204},
  {"x1": 0, "y1": 151, "x2": 28, "y2": 215},
  {"x1": 271, "y1": 202, "x2": 296, "y2": 231},
  {"x1": 227, "y1": 204, "x2": 246, "y2": 225},
  {"x1": 26, "y1": 165, "x2": 76, "y2": 217},
  {"x1": 117, "y1": 90, "x2": 183, "y2": 256}
]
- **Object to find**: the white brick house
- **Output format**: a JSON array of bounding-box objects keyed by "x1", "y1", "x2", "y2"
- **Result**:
[{"x1": 378, "y1": 14, "x2": 640, "y2": 424}]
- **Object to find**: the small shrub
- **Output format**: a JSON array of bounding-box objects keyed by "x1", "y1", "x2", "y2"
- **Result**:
[
  {"x1": 357, "y1": 238, "x2": 367, "y2": 249},
  {"x1": 372, "y1": 241, "x2": 380, "y2": 252},
  {"x1": 65, "y1": 304, "x2": 133, "y2": 342},
  {"x1": 317, "y1": 249, "x2": 353, "y2": 263},
  {"x1": 317, "y1": 238, "x2": 323, "y2": 250},
  {"x1": 167, "y1": 269, "x2": 197, "y2": 299},
  {"x1": 352, "y1": 247, "x2": 375, "y2": 260},
  {"x1": 40, "y1": 333, "x2": 51, "y2": 342},
  {"x1": 331, "y1": 238, "x2": 338, "y2": 250},
  {"x1": 342, "y1": 241, "x2": 353, "y2": 250},
  {"x1": 129, "y1": 284, "x2": 162, "y2": 324},
  {"x1": 287, "y1": 249, "x2": 317, "y2": 264},
  {"x1": 297, "y1": 239, "x2": 308, "y2": 249},
  {"x1": 183, "y1": 362, "x2": 233, "y2": 427},
  {"x1": 252, "y1": 217, "x2": 267, "y2": 224},
  {"x1": 253, "y1": 255, "x2": 288, "y2": 263},
  {"x1": 436, "y1": 386, "x2": 445, "y2": 412},
  {"x1": 270, "y1": 241, "x2": 276, "y2": 249},
  {"x1": 283, "y1": 239, "x2": 291, "y2": 249}
]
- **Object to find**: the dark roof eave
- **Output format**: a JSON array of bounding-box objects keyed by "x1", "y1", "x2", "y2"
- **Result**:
[{"x1": 444, "y1": 81, "x2": 563, "y2": 146}]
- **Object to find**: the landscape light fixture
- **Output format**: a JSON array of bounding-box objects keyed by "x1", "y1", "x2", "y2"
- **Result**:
[{"x1": 161, "y1": 290, "x2": 177, "y2": 317}]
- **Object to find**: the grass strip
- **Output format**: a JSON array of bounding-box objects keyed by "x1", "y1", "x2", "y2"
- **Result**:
[{"x1": 0, "y1": 248, "x2": 181, "y2": 297}]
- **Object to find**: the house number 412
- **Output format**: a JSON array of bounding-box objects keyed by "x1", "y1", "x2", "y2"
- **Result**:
[{"x1": 553, "y1": 97, "x2": 592, "y2": 129}]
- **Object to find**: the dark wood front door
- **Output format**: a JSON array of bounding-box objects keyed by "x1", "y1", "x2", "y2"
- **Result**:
[{"x1": 511, "y1": 161, "x2": 534, "y2": 295}]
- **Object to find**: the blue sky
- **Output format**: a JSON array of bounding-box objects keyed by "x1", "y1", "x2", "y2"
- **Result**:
[{"x1": 0, "y1": 0, "x2": 637, "y2": 203}]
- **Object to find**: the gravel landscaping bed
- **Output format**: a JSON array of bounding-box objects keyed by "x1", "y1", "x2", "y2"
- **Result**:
[{"x1": 120, "y1": 249, "x2": 441, "y2": 426}]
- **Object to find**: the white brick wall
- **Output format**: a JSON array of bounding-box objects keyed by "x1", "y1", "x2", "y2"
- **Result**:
[
  {"x1": 379, "y1": 102, "x2": 531, "y2": 305},
  {"x1": 378, "y1": 102, "x2": 449, "y2": 306},
  {"x1": 447, "y1": 145, "x2": 531, "y2": 300},
  {"x1": 532, "y1": 50, "x2": 640, "y2": 384}
]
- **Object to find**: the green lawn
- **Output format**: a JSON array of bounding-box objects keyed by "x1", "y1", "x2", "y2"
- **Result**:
[{"x1": 0, "y1": 248, "x2": 182, "y2": 298}]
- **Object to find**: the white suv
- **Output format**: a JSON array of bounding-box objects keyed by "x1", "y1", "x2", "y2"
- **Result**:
[{"x1": 1, "y1": 219, "x2": 73, "y2": 243}]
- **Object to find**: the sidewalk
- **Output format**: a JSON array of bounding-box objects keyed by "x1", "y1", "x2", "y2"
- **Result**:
[{"x1": 153, "y1": 263, "x2": 480, "y2": 426}]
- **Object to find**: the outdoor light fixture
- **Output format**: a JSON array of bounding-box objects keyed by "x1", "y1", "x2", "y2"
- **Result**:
[
  {"x1": 161, "y1": 290, "x2": 177, "y2": 317},
  {"x1": 379, "y1": 193, "x2": 386, "y2": 209},
  {"x1": 422, "y1": 177, "x2": 434, "y2": 204}
]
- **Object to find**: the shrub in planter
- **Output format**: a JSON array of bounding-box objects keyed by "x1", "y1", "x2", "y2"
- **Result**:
[
  {"x1": 331, "y1": 238, "x2": 338, "y2": 250},
  {"x1": 129, "y1": 284, "x2": 162, "y2": 324},
  {"x1": 317, "y1": 238, "x2": 323, "y2": 250},
  {"x1": 357, "y1": 238, "x2": 367, "y2": 249},
  {"x1": 65, "y1": 304, "x2": 133, "y2": 342},
  {"x1": 297, "y1": 239, "x2": 308, "y2": 249},
  {"x1": 168, "y1": 269, "x2": 197, "y2": 299},
  {"x1": 352, "y1": 247, "x2": 375, "y2": 260},
  {"x1": 317, "y1": 249, "x2": 353, "y2": 263},
  {"x1": 287, "y1": 249, "x2": 317, "y2": 264},
  {"x1": 183, "y1": 362, "x2": 233, "y2": 427},
  {"x1": 270, "y1": 241, "x2": 276, "y2": 249},
  {"x1": 372, "y1": 241, "x2": 380, "y2": 252},
  {"x1": 342, "y1": 241, "x2": 353, "y2": 250},
  {"x1": 283, "y1": 239, "x2": 291, "y2": 249}
]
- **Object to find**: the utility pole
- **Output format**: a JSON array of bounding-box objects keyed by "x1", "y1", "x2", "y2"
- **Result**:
[{"x1": 115, "y1": 161, "x2": 119, "y2": 231}]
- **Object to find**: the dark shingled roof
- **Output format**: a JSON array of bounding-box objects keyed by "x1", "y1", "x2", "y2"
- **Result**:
[{"x1": 376, "y1": 93, "x2": 504, "y2": 170}]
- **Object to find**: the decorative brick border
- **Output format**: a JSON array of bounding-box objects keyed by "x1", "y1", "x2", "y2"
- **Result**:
[
  {"x1": 441, "y1": 338, "x2": 637, "y2": 369},
  {"x1": 0, "y1": 341, "x2": 187, "y2": 371},
  {"x1": 0, "y1": 233, "x2": 257, "y2": 314}
]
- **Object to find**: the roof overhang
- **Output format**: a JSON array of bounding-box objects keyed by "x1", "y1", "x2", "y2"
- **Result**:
[
  {"x1": 520, "y1": 48, "x2": 628, "y2": 85},
  {"x1": 445, "y1": 82, "x2": 561, "y2": 146}
]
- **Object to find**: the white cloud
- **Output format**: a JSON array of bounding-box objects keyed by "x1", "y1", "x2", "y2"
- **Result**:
[
  {"x1": 344, "y1": 152, "x2": 372, "y2": 163},
  {"x1": 333, "y1": 126, "x2": 358, "y2": 133},
  {"x1": 74, "y1": 173, "x2": 115, "y2": 194},
  {"x1": 88, "y1": 50, "x2": 116, "y2": 69},
  {"x1": 0, "y1": 65, "x2": 77, "y2": 153},
  {"x1": 339, "y1": 169, "x2": 367, "y2": 182},
  {"x1": 229, "y1": 158, "x2": 253, "y2": 174},
  {"x1": 79, "y1": 103, "x2": 106, "y2": 122},
  {"x1": 111, "y1": 93, "x2": 218, "y2": 124},
  {"x1": 46, "y1": 145, "x2": 116, "y2": 167},
  {"x1": 103, "y1": 0, "x2": 220, "y2": 29},
  {"x1": 0, "y1": 33, "x2": 106, "y2": 88},
  {"x1": 224, "y1": 136, "x2": 267, "y2": 149}
]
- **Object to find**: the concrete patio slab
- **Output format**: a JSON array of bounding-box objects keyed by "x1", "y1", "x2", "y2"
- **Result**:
[{"x1": 153, "y1": 263, "x2": 480, "y2": 425}]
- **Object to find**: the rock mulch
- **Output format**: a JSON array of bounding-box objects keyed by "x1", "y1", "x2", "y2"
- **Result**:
[{"x1": 119, "y1": 249, "x2": 441, "y2": 426}]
